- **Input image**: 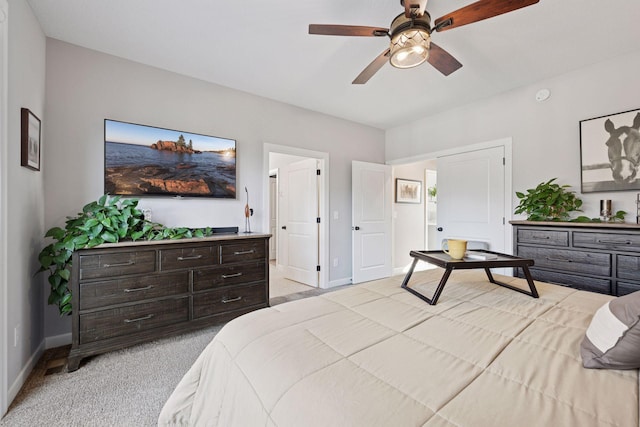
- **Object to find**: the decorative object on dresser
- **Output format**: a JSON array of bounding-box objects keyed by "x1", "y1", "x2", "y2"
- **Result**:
[
  {"x1": 513, "y1": 178, "x2": 625, "y2": 223},
  {"x1": 244, "y1": 186, "x2": 253, "y2": 233},
  {"x1": 68, "y1": 233, "x2": 270, "y2": 371},
  {"x1": 511, "y1": 221, "x2": 640, "y2": 296},
  {"x1": 514, "y1": 178, "x2": 583, "y2": 221}
]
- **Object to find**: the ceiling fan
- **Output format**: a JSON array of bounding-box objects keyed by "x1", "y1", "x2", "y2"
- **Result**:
[{"x1": 309, "y1": 0, "x2": 539, "y2": 84}]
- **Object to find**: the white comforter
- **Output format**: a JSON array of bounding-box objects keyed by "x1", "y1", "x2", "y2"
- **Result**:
[{"x1": 159, "y1": 269, "x2": 639, "y2": 426}]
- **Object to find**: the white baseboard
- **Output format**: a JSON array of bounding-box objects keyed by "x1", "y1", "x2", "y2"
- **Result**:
[
  {"x1": 393, "y1": 263, "x2": 438, "y2": 277},
  {"x1": 393, "y1": 267, "x2": 405, "y2": 276},
  {"x1": 45, "y1": 333, "x2": 71, "y2": 349},
  {"x1": 327, "y1": 277, "x2": 351, "y2": 288},
  {"x1": 8, "y1": 340, "x2": 44, "y2": 405}
]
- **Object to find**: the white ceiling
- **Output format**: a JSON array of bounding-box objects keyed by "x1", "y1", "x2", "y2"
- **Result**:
[{"x1": 26, "y1": 0, "x2": 640, "y2": 130}]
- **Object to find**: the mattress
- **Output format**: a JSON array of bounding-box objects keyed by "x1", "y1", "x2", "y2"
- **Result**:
[{"x1": 158, "y1": 269, "x2": 639, "y2": 426}]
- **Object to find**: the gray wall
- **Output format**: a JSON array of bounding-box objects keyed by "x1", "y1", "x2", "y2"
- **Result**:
[
  {"x1": 5, "y1": 0, "x2": 46, "y2": 406},
  {"x1": 42, "y1": 39, "x2": 385, "y2": 339},
  {"x1": 386, "y1": 49, "x2": 640, "y2": 221}
]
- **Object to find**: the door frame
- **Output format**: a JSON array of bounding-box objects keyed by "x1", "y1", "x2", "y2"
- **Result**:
[
  {"x1": 0, "y1": 0, "x2": 8, "y2": 416},
  {"x1": 268, "y1": 169, "x2": 278, "y2": 261},
  {"x1": 263, "y1": 143, "x2": 329, "y2": 289},
  {"x1": 387, "y1": 137, "x2": 513, "y2": 256}
]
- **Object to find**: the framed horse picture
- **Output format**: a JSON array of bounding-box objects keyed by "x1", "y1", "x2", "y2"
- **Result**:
[{"x1": 580, "y1": 108, "x2": 640, "y2": 193}]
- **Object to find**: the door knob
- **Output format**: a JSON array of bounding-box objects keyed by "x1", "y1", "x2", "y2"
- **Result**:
[
  {"x1": 437, "y1": 227, "x2": 443, "y2": 232},
  {"x1": 281, "y1": 226, "x2": 287, "y2": 230},
  {"x1": 353, "y1": 226, "x2": 360, "y2": 231}
]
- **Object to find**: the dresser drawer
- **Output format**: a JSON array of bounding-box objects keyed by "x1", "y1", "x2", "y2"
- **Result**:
[
  {"x1": 193, "y1": 283, "x2": 266, "y2": 319},
  {"x1": 79, "y1": 271, "x2": 189, "y2": 310},
  {"x1": 517, "y1": 246, "x2": 610, "y2": 276},
  {"x1": 616, "y1": 255, "x2": 640, "y2": 282},
  {"x1": 193, "y1": 261, "x2": 266, "y2": 292},
  {"x1": 517, "y1": 229, "x2": 568, "y2": 247},
  {"x1": 523, "y1": 268, "x2": 611, "y2": 295},
  {"x1": 79, "y1": 297, "x2": 189, "y2": 344},
  {"x1": 79, "y1": 250, "x2": 156, "y2": 280},
  {"x1": 574, "y1": 232, "x2": 640, "y2": 253},
  {"x1": 160, "y1": 245, "x2": 217, "y2": 270},
  {"x1": 617, "y1": 281, "x2": 640, "y2": 296},
  {"x1": 220, "y1": 241, "x2": 265, "y2": 264}
]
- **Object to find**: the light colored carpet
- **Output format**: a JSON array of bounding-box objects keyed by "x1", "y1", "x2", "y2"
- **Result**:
[
  {"x1": 0, "y1": 286, "x2": 347, "y2": 426},
  {"x1": 0, "y1": 325, "x2": 223, "y2": 427}
]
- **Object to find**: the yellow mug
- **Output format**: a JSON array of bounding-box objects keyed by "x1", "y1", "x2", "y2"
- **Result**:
[{"x1": 442, "y1": 239, "x2": 468, "y2": 260}]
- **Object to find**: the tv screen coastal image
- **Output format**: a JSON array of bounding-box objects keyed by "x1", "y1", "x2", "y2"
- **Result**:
[{"x1": 104, "y1": 119, "x2": 236, "y2": 198}]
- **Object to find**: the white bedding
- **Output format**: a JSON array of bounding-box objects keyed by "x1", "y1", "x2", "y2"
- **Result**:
[{"x1": 159, "y1": 269, "x2": 639, "y2": 426}]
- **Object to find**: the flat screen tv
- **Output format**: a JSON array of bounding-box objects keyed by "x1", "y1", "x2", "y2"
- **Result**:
[{"x1": 104, "y1": 119, "x2": 236, "y2": 198}]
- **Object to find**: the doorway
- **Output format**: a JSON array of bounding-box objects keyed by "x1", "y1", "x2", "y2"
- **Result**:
[
  {"x1": 390, "y1": 138, "x2": 513, "y2": 275},
  {"x1": 262, "y1": 144, "x2": 329, "y2": 291}
]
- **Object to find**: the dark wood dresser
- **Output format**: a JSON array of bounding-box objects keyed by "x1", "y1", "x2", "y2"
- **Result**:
[
  {"x1": 511, "y1": 221, "x2": 640, "y2": 296},
  {"x1": 67, "y1": 233, "x2": 270, "y2": 371}
]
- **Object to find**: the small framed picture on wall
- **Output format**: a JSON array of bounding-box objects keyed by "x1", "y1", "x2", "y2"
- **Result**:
[
  {"x1": 21, "y1": 108, "x2": 41, "y2": 171},
  {"x1": 395, "y1": 178, "x2": 422, "y2": 204}
]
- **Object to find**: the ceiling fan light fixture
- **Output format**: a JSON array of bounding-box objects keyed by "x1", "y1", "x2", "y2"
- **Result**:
[{"x1": 389, "y1": 28, "x2": 430, "y2": 69}]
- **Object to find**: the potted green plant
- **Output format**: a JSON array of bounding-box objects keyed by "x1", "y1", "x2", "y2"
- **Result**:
[
  {"x1": 38, "y1": 194, "x2": 219, "y2": 315},
  {"x1": 514, "y1": 178, "x2": 626, "y2": 222},
  {"x1": 514, "y1": 178, "x2": 583, "y2": 221},
  {"x1": 427, "y1": 186, "x2": 437, "y2": 200}
]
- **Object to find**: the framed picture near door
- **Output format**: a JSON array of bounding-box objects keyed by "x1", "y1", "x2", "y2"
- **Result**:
[
  {"x1": 395, "y1": 178, "x2": 422, "y2": 204},
  {"x1": 21, "y1": 108, "x2": 41, "y2": 171}
]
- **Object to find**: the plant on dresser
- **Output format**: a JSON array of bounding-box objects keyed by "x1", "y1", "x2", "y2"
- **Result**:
[
  {"x1": 514, "y1": 178, "x2": 626, "y2": 223},
  {"x1": 38, "y1": 194, "x2": 237, "y2": 315},
  {"x1": 514, "y1": 178, "x2": 583, "y2": 221}
]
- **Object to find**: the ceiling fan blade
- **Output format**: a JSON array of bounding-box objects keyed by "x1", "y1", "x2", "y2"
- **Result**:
[
  {"x1": 353, "y1": 49, "x2": 391, "y2": 84},
  {"x1": 434, "y1": 0, "x2": 539, "y2": 32},
  {"x1": 427, "y1": 43, "x2": 462, "y2": 76},
  {"x1": 403, "y1": 0, "x2": 428, "y2": 18},
  {"x1": 309, "y1": 24, "x2": 389, "y2": 37}
]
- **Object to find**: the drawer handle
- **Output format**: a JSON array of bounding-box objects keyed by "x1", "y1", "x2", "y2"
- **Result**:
[
  {"x1": 545, "y1": 257, "x2": 572, "y2": 263},
  {"x1": 222, "y1": 296, "x2": 243, "y2": 304},
  {"x1": 123, "y1": 314, "x2": 154, "y2": 323},
  {"x1": 222, "y1": 273, "x2": 243, "y2": 279},
  {"x1": 597, "y1": 239, "x2": 633, "y2": 245},
  {"x1": 233, "y1": 250, "x2": 255, "y2": 255},
  {"x1": 103, "y1": 261, "x2": 135, "y2": 268},
  {"x1": 532, "y1": 236, "x2": 550, "y2": 239},
  {"x1": 124, "y1": 285, "x2": 153, "y2": 293},
  {"x1": 177, "y1": 255, "x2": 203, "y2": 261}
]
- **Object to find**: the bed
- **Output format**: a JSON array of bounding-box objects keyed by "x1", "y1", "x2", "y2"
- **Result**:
[{"x1": 158, "y1": 269, "x2": 640, "y2": 426}]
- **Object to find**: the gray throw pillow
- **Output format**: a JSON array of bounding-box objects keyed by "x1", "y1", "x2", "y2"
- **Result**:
[{"x1": 581, "y1": 290, "x2": 640, "y2": 369}]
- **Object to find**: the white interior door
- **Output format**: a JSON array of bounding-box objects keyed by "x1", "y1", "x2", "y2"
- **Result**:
[
  {"x1": 437, "y1": 146, "x2": 506, "y2": 252},
  {"x1": 352, "y1": 161, "x2": 392, "y2": 283},
  {"x1": 279, "y1": 159, "x2": 319, "y2": 287}
]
